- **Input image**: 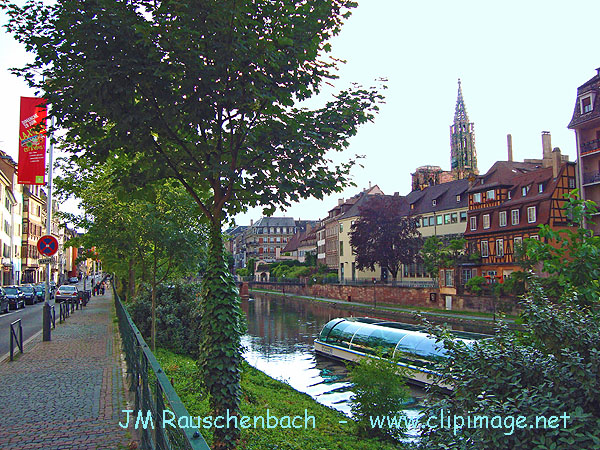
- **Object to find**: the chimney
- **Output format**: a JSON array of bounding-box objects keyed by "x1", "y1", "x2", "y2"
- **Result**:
[
  {"x1": 542, "y1": 131, "x2": 552, "y2": 167},
  {"x1": 552, "y1": 147, "x2": 562, "y2": 178},
  {"x1": 369, "y1": 181, "x2": 372, "y2": 189},
  {"x1": 250, "y1": 219, "x2": 253, "y2": 226},
  {"x1": 507, "y1": 134, "x2": 513, "y2": 162},
  {"x1": 338, "y1": 198, "x2": 344, "y2": 206},
  {"x1": 394, "y1": 192, "x2": 399, "y2": 196}
]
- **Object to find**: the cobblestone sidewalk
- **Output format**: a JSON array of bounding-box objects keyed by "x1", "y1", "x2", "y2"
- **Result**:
[{"x1": 0, "y1": 290, "x2": 138, "y2": 450}]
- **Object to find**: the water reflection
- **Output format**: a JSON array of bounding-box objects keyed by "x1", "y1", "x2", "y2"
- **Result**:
[{"x1": 241, "y1": 292, "x2": 493, "y2": 438}]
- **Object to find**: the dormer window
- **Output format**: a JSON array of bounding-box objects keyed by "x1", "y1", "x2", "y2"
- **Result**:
[
  {"x1": 456, "y1": 195, "x2": 461, "y2": 202},
  {"x1": 580, "y1": 93, "x2": 595, "y2": 114},
  {"x1": 432, "y1": 199, "x2": 437, "y2": 206},
  {"x1": 522, "y1": 186, "x2": 529, "y2": 197},
  {"x1": 508, "y1": 190, "x2": 512, "y2": 200},
  {"x1": 538, "y1": 183, "x2": 544, "y2": 193}
]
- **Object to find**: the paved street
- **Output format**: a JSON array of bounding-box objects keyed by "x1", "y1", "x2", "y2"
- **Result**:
[
  {"x1": 0, "y1": 298, "x2": 53, "y2": 356},
  {"x1": 0, "y1": 288, "x2": 137, "y2": 450}
]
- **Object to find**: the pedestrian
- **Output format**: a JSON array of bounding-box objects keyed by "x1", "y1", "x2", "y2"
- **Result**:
[
  {"x1": 95, "y1": 283, "x2": 101, "y2": 296},
  {"x1": 100, "y1": 283, "x2": 105, "y2": 295}
]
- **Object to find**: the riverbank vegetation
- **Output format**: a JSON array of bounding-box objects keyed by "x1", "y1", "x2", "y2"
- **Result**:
[{"x1": 157, "y1": 349, "x2": 412, "y2": 450}]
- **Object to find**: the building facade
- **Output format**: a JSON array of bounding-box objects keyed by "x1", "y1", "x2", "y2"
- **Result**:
[{"x1": 568, "y1": 68, "x2": 600, "y2": 234}]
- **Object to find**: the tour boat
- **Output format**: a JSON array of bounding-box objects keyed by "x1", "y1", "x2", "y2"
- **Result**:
[{"x1": 314, "y1": 317, "x2": 489, "y2": 389}]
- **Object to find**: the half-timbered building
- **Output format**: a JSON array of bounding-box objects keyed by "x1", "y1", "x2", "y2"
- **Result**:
[{"x1": 464, "y1": 152, "x2": 576, "y2": 282}]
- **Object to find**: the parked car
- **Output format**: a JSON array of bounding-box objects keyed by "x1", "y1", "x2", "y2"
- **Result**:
[
  {"x1": 68, "y1": 277, "x2": 79, "y2": 284},
  {"x1": 55, "y1": 285, "x2": 79, "y2": 303},
  {"x1": 0, "y1": 288, "x2": 8, "y2": 313},
  {"x1": 4, "y1": 286, "x2": 25, "y2": 310},
  {"x1": 33, "y1": 284, "x2": 48, "y2": 302},
  {"x1": 20, "y1": 285, "x2": 38, "y2": 305}
]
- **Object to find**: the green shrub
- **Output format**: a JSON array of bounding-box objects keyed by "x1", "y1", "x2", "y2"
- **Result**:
[
  {"x1": 348, "y1": 355, "x2": 409, "y2": 440},
  {"x1": 465, "y1": 275, "x2": 487, "y2": 294},
  {"x1": 127, "y1": 282, "x2": 202, "y2": 358}
]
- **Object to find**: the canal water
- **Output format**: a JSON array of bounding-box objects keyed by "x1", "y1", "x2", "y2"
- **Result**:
[{"x1": 241, "y1": 291, "x2": 494, "y2": 439}]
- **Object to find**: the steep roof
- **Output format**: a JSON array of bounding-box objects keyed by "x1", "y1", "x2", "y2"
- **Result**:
[
  {"x1": 568, "y1": 69, "x2": 600, "y2": 129},
  {"x1": 467, "y1": 161, "x2": 542, "y2": 193},
  {"x1": 252, "y1": 217, "x2": 296, "y2": 228},
  {"x1": 406, "y1": 178, "x2": 470, "y2": 214}
]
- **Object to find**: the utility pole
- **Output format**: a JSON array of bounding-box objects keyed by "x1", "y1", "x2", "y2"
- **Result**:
[{"x1": 42, "y1": 116, "x2": 55, "y2": 342}]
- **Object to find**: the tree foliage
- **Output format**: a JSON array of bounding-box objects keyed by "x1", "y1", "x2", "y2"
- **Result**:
[
  {"x1": 4, "y1": 2, "x2": 385, "y2": 447},
  {"x1": 350, "y1": 195, "x2": 422, "y2": 280}
]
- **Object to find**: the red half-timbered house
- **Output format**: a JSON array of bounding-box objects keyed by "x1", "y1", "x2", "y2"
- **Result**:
[{"x1": 464, "y1": 154, "x2": 576, "y2": 282}]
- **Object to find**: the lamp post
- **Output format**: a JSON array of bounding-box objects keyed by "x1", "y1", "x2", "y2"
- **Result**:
[{"x1": 373, "y1": 279, "x2": 377, "y2": 310}]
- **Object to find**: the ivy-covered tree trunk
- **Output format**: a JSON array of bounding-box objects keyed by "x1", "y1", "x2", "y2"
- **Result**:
[
  {"x1": 128, "y1": 257, "x2": 136, "y2": 300},
  {"x1": 198, "y1": 222, "x2": 243, "y2": 450}
]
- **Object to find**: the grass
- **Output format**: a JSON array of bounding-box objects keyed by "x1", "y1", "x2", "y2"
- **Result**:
[{"x1": 155, "y1": 348, "x2": 410, "y2": 450}]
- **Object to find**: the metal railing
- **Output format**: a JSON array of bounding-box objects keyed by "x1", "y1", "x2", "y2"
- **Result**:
[
  {"x1": 113, "y1": 278, "x2": 210, "y2": 450},
  {"x1": 49, "y1": 305, "x2": 56, "y2": 330},
  {"x1": 10, "y1": 319, "x2": 23, "y2": 361}
]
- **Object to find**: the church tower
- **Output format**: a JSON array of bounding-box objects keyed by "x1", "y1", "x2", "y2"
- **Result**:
[{"x1": 450, "y1": 79, "x2": 478, "y2": 179}]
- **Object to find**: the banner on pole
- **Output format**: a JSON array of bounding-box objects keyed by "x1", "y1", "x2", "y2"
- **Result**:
[{"x1": 17, "y1": 97, "x2": 47, "y2": 185}]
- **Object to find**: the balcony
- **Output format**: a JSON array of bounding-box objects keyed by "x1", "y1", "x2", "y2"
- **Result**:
[
  {"x1": 581, "y1": 139, "x2": 600, "y2": 156},
  {"x1": 583, "y1": 171, "x2": 600, "y2": 186}
]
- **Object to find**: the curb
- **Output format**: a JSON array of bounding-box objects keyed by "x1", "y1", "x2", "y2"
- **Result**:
[{"x1": 0, "y1": 327, "x2": 43, "y2": 365}]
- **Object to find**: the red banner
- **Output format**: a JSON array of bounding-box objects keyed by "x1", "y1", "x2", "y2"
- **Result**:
[{"x1": 18, "y1": 97, "x2": 47, "y2": 185}]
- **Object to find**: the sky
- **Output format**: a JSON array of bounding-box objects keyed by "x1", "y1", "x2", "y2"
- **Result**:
[{"x1": 1, "y1": 0, "x2": 599, "y2": 226}]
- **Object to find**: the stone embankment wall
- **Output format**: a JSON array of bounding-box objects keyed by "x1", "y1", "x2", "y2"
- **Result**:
[{"x1": 247, "y1": 282, "x2": 519, "y2": 315}]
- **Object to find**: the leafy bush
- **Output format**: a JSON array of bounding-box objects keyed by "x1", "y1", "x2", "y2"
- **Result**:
[
  {"x1": 236, "y1": 268, "x2": 250, "y2": 277},
  {"x1": 465, "y1": 275, "x2": 487, "y2": 294},
  {"x1": 127, "y1": 282, "x2": 202, "y2": 358},
  {"x1": 419, "y1": 281, "x2": 600, "y2": 449},
  {"x1": 349, "y1": 355, "x2": 410, "y2": 440}
]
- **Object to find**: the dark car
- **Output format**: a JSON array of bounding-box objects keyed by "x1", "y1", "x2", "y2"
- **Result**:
[
  {"x1": 20, "y1": 285, "x2": 38, "y2": 305},
  {"x1": 33, "y1": 284, "x2": 48, "y2": 302},
  {"x1": 0, "y1": 288, "x2": 8, "y2": 314},
  {"x1": 68, "y1": 277, "x2": 79, "y2": 284},
  {"x1": 55, "y1": 285, "x2": 79, "y2": 303},
  {"x1": 4, "y1": 286, "x2": 25, "y2": 310}
]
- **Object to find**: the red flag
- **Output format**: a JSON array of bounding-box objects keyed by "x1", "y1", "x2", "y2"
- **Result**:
[{"x1": 18, "y1": 97, "x2": 47, "y2": 185}]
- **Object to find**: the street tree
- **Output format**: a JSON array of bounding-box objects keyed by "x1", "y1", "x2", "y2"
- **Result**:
[
  {"x1": 350, "y1": 195, "x2": 422, "y2": 281},
  {"x1": 55, "y1": 155, "x2": 207, "y2": 351},
  {"x1": 421, "y1": 236, "x2": 469, "y2": 289},
  {"x1": 5, "y1": 2, "x2": 385, "y2": 448}
]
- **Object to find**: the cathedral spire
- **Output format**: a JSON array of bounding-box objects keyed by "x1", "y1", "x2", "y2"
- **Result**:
[
  {"x1": 454, "y1": 78, "x2": 469, "y2": 122},
  {"x1": 450, "y1": 79, "x2": 478, "y2": 179}
]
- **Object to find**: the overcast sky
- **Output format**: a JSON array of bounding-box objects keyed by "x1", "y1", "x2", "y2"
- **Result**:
[{"x1": 1, "y1": 1, "x2": 599, "y2": 226}]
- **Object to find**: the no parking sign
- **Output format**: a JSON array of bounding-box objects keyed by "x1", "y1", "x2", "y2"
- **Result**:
[{"x1": 37, "y1": 235, "x2": 59, "y2": 257}]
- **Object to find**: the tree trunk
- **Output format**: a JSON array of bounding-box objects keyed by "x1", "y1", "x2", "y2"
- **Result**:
[
  {"x1": 128, "y1": 257, "x2": 136, "y2": 300},
  {"x1": 198, "y1": 221, "x2": 242, "y2": 450}
]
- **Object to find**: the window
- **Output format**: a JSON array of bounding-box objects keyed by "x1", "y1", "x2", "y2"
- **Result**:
[
  {"x1": 581, "y1": 95, "x2": 594, "y2": 114},
  {"x1": 444, "y1": 214, "x2": 450, "y2": 224},
  {"x1": 432, "y1": 199, "x2": 437, "y2": 206},
  {"x1": 428, "y1": 216, "x2": 435, "y2": 226},
  {"x1": 481, "y1": 240, "x2": 489, "y2": 257},
  {"x1": 483, "y1": 214, "x2": 490, "y2": 229},
  {"x1": 522, "y1": 186, "x2": 529, "y2": 197},
  {"x1": 487, "y1": 189, "x2": 495, "y2": 200},
  {"x1": 436, "y1": 215, "x2": 443, "y2": 225},
  {"x1": 527, "y1": 206, "x2": 536, "y2": 223},
  {"x1": 276, "y1": 237, "x2": 280, "y2": 243},
  {"x1": 508, "y1": 190, "x2": 512, "y2": 200},
  {"x1": 470, "y1": 216, "x2": 477, "y2": 231},
  {"x1": 538, "y1": 183, "x2": 544, "y2": 193},
  {"x1": 339, "y1": 241, "x2": 344, "y2": 257},
  {"x1": 499, "y1": 211, "x2": 507, "y2": 227},
  {"x1": 462, "y1": 268, "x2": 473, "y2": 285},
  {"x1": 530, "y1": 234, "x2": 539, "y2": 240},
  {"x1": 422, "y1": 218, "x2": 428, "y2": 227},
  {"x1": 496, "y1": 239, "x2": 504, "y2": 257},
  {"x1": 445, "y1": 269, "x2": 454, "y2": 287},
  {"x1": 460, "y1": 211, "x2": 467, "y2": 222},
  {"x1": 473, "y1": 193, "x2": 482, "y2": 203},
  {"x1": 456, "y1": 195, "x2": 461, "y2": 202},
  {"x1": 339, "y1": 224, "x2": 343, "y2": 233},
  {"x1": 451, "y1": 213, "x2": 458, "y2": 223},
  {"x1": 568, "y1": 178, "x2": 575, "y2": 189},
  {"x1": 511, "y1": 209, "x2": 520, "y2": 225},
  {"x1": 514, "y1": 236, "x2": 523, "y2": 248}
]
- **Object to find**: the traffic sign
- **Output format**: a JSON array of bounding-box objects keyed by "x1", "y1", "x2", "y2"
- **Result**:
[{"x1": 37, "y1": 235, "x2": 59, "y2": 257}]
